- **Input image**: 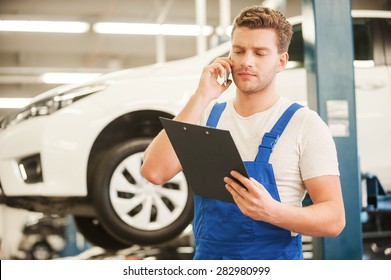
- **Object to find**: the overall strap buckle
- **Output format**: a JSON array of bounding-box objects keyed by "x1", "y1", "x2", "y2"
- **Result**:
[{"x1": 260, "y1": 132, "x2": 280, "y2": 151}]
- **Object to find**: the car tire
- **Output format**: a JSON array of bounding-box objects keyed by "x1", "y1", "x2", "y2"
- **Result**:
[
  {"x1": 91, "y1": 138, "x2": 193, "y2": 245},
  {"x1": 73, "y1": 216, "x2": 131, "y2": 251}
]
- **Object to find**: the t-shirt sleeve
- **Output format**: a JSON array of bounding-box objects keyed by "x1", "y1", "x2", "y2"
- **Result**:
[
  {"x1": 299, "y1": 110, "x2": 340, "y2": 180},
  {"x1": 197, "y1": 101, "x2": 218, "y2": 126}
]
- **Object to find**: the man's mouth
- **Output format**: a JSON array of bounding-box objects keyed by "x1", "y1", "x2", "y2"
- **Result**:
[{"x1": 237, "y1": 72, "x2": 256, "y2": 78}]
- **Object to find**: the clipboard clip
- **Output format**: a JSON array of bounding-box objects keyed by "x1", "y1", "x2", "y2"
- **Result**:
[{"x1": 184, "y1": 126, "x2": 210, "y2": 136}]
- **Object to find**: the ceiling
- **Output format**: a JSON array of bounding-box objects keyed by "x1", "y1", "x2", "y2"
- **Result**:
[{"x1": 0, "y1": 0, "x2": 390, "y2": 118}]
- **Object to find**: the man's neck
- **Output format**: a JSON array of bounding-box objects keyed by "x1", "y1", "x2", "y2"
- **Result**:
[{"x1": 233, "y1": 90, "x2": 280, "y2": 117}]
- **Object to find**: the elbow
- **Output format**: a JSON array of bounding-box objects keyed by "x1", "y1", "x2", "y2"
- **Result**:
[
  {"x1": 141, "y1": 163, "x2": 168, "y2": 186},
  {"x1": 327, "y1": 215, "x2": 346, "y2": 237}
]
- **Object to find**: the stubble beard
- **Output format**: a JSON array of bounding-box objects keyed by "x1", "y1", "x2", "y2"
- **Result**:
[{"x1": 235, "y1": 73, "x2": 276, "y2": 96}]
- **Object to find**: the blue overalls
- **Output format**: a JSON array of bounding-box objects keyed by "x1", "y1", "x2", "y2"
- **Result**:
[{"x1": 193, "y1": 102, "x2": 304, "y2": 260}]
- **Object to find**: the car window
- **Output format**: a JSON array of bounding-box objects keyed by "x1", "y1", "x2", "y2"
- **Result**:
[
  {"x1": 383, "y1": 18, "x2": 391, "y2": 65},
  {"x1": 218, "y1": 17, "x2": 383, "y2": 69},
  {"x1": 287, "y1": 18, "x2": 376, "y2": 69},
  {"x1": 353, "y1": 18, "x2": 373, "y2": 61},
  {"x1": 287, "y1": 24, "x2": 304, "y2": 69}
]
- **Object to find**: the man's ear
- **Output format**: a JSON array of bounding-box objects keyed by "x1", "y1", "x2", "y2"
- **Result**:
[{"x1": 277, "y1": 52, "x2": 289, "y2": 72}]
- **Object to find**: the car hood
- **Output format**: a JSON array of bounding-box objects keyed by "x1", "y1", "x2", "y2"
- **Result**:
[{"x1": 29, "y1": 41, "x2": 231, "y2": 104}]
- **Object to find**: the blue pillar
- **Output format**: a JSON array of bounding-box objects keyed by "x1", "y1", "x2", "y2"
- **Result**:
[{"x1": 302, "y1": 0, "x2": 363, "y2": 259}]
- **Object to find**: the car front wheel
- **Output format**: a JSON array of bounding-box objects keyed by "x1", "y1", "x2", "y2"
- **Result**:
[{"x1": 91, "y1": 138, "x2": 193, "y2": 246}]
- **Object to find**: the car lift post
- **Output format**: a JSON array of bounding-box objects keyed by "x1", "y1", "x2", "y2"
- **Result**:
[
  {"x1": 61, "y1": 216, "x2": 90, "y2": 257},
  {"x1": 302, "y1": 0, "x2": 363, "y2": 259}
]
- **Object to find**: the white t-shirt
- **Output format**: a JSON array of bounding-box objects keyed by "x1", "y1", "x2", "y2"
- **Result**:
[{"x1": 199, "y1": 97, "x2": 340, "y2": 207}]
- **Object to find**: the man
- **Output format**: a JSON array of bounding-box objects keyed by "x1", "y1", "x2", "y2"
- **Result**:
[{"x1": 141, "y1": 6, "x2": 345, "y2": 259}]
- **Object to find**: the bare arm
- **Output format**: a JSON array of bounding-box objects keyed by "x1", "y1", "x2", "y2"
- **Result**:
[
  {"x1": 224, "y1": 172, "x2": 345, "y2": 237},
  {"x1": 141, "y1": 57, "x2": 233, "y2": 185}
]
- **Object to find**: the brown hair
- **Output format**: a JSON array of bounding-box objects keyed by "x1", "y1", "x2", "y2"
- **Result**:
[{"x1": 231, "y1": 6, "x2": 293, "y2": 53}]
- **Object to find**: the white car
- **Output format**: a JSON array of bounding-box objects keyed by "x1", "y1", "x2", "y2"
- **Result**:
[{"x1": 1, "y1": 10, "x2": 390, "y2": 250}]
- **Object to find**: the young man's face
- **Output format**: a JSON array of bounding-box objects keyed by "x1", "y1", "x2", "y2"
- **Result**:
[{"x1": 230, "y1": 27, "x2": 288, "y2": 95}]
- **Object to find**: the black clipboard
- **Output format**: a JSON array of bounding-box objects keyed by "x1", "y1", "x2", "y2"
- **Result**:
[{"x1": 160, "y1": 117, "x2": 249, "y2": 203}]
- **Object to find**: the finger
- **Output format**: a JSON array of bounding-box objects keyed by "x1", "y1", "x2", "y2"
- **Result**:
[
  {"x1": 228, "y1": 173, "x2": 265, "y2": 202},
  {"x1": 224, "y1": 176, "x2": 248, "y2": 197},
  {"x1": 222, "y1": 60, "x2": 233, "y2": 73},
  {"x1": 208, "y1": 63, "x2": 224, "y2": 77},
  {"x1": 213, "y1": 58, "x2": 233, "y2": 73},
  {"x1": 225, "y1": 183, "x2": 245, "y2": 203},
  {"x1": 229, "y1": 171, "x2": 254, "y2": 191},
  {"x1": 223, "y1": 79, "x2": 233, "y2": 88}
]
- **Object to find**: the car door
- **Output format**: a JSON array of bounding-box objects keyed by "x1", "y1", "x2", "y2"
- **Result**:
[
  {"x1": 276, "y1": 21, "x2": 307, "y2": 104},
  {"x1": 382, "y1": 17, "x2": 391, "y2": 190},
  {"x1": 354, "y1": 17, "x2": 391, "y2": 192},
  {"x1": 277, "y1": 14, "x2": 391, "y2": 192}
]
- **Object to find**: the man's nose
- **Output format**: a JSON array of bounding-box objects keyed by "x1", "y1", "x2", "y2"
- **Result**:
[{"x1": 239, "y1": 53, "x2": 254, "y2": 68}]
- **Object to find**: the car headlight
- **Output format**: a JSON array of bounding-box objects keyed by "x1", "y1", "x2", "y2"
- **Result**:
[{"x1": 0, "y1": 83, "x2": 107, "y2": 130}]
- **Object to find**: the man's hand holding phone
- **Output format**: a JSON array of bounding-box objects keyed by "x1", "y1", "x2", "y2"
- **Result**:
[
  {"x1": 194, "y1": 55, "x2": 233, "y2": 104},
  {"x1": 213, "y1": 56, "x2": 232, "y2": 87}
]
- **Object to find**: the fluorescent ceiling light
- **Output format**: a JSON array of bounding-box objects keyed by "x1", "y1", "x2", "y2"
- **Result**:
[
  {"x1": 0, "y1": 20, "x2": 90, "y2": 33},
  {"x1": 161, "y1": 24, "x2": 213, "y2": 36},
  {"x1": 215, "y1": 25, "x2": 233, "y2": 37},
  {"x1": 93, "y1": 22, "x2": 213, "y2": 36},
  {"x1": 0, "y1": 98, "x2": 31, "y2": 108},
  {"x1": 94, "y1": 23, "x2": 159, "y2": 35},
  {"x1": 41, "y1": 73, "x2": 102, "y2": 84}
]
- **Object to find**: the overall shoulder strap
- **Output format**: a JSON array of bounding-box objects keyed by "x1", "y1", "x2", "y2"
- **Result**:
[
  {"x1": 255, "y1": 103, "x2": 303, "y2": 163},
  {"x1": 206, "y1": 102, "x2": 227, "y2": 128}
]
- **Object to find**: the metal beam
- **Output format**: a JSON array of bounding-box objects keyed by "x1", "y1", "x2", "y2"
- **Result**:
[
  {"x1": 155, "y1": 0, "x2": 175, "y2": 63},
  {"x1": 196, "y1": 0, "x2": 207, "y2": 54},
  {"x1": 302, "y1": 0, "x2": 363, "y2": 259}
]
